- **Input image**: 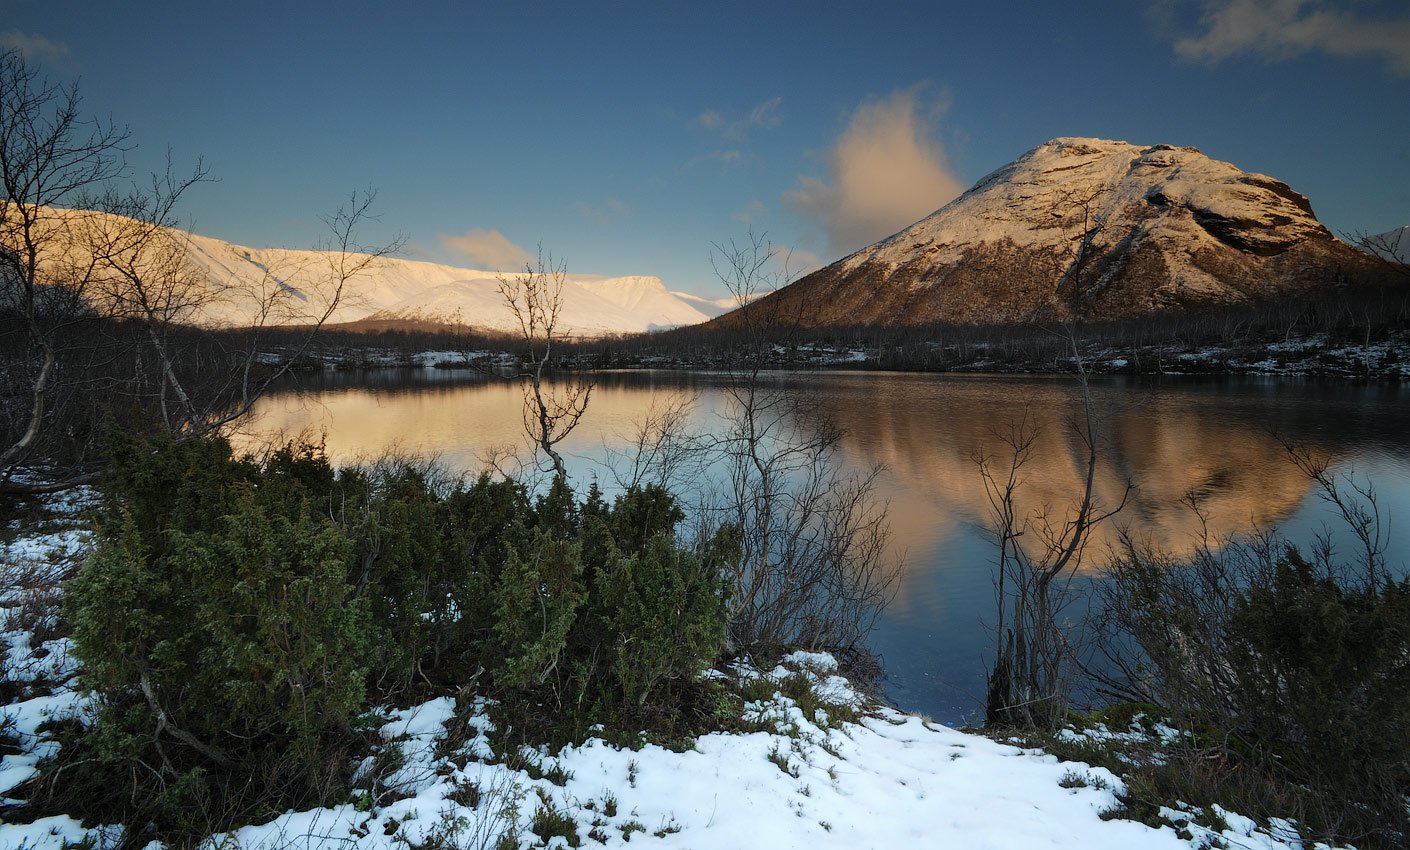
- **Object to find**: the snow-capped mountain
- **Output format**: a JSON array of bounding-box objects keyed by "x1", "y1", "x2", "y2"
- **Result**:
[
  {"x1": 27, "y1": 208, "x2": 717, "y2": 336},
  {"x1": 667, "y1": 290, "x2": 745, "y2": 318},
  {"x1": 182, "y1": 233, "x2": 715, "y2": 335},
  {"x1": 1362, "y1": 225, "x2": 1410, "y2": 264},
  {"x1": 361, "y1": 272, "x2": 715, "y2": 336},
  {"x1": 726, "y1": 138, "x2": 1391, "y2": 327}
]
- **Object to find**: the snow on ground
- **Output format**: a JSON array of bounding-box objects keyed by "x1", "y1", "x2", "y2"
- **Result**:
[
  {"x1": 0, "y1": 503, "x2": 1355, "y2": 850},
  {"x1": 182, "y1": 654, "x2": 1344, "y2": 850},
  {"x1": 1, "y1": 504, "x2": 94, "y2": 816}
]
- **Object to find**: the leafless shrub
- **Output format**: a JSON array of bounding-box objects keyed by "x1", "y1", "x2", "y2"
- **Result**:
[
  {"x1": 1, "y1": 47, "x2": 129, "y2": 493},
  {"x1": 495, "y1": 249, "x2": 592, "y2": 481},
  {"x1": 977, "y1": 391, "x2": 1129, "y2": 729},
  {"x1": 1351, "y1": 228, "x2": 1409, "y2": 281},
  {"x1": 1089, "y1": 447, "x2": 1409, "y2": 848},
  {"x1": 600, "y1": 391, "x2": 707, "y2": 494},
  {"x1": 1, "y1": 48, "x2": 401, "y2": 495},
  {"x1": 705, "y1": 233, "x2": 900, "y2": 653}
]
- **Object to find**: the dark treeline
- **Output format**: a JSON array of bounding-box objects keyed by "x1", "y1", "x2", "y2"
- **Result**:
[
  {"x1": 266, "y1": 319, "x2": 519, "y2": 363},
  {"x1": 571, "y1": 283, "x2": 1410, "y2": 373},
  {"x1": 0, "y1": 314, "x2": 514, "y2": 491},
  {"x1": 2, "y1": 308, "x2": 261, "y2": 479},
  {"x1": 215, "y1": 283, "x2": 1410, "y2": 377}
]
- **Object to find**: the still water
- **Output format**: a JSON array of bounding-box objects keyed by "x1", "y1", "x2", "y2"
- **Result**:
[{"x1": 240, "y1": 369, "x2": 1410, "y2": 723}]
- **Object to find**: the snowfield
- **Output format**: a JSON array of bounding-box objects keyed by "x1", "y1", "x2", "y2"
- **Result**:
[
  {"x1": 27, "y1": 207, "x2": 728, "y2": 337},
  {"x1": 176, "y1": 229, "x2": 724, "y2": 335},
  {"x1": 0, "y1": 511, "x2": 1354, "y2": 850}
]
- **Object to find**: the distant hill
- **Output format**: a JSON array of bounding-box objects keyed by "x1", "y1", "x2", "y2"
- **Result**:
[
  {"x1": 23, "y1": 208, "x2": 718, "y2": 337},
  {"x1": 717, "y1": 137, "x2": 1393, "y2": 328}
]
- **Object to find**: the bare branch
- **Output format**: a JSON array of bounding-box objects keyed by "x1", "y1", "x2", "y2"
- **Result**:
[{"x1": 495, "y1": 247, "x2": 593, "y2": 480}]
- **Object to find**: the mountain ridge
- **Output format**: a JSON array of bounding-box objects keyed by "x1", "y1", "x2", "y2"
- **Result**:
[
  {"x1": 719, "y1": 137, "x2": 1394, "y2": 328},
  {"x1": 25, "y1": 207, "x2": 721, "y2": 337}
]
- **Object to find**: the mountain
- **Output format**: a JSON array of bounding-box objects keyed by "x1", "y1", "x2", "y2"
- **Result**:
[
  {"x1": 669, "y1": 290, "x2": 745, "y2": 318},
  {"x1": 27, "y1": 208, "x2": 716, "y2": 337},
  {"x1": 362, "y1": 273, "x2": 714, "y2": 336},
  {"x1": 723, "y1": 138, "x2": 1392, "y2": 327},
  {"x1": 181, "y1": 233, "x2": 715, "y2": 336},
  {"x1": 1363, "y1": 225, "x2": 1410, "y2": 264}
]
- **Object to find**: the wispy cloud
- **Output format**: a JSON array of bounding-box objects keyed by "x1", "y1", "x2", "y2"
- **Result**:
[
  {"x1": 683, "y1": 149, "x2": 745, "y2": 170},
  {"x1": 1172, "y1": 0, "x2": 1410, "y2": 75},
  {"x1": 732, "y1": 200, "x2": 766, "y2": 225},
  {"x1": 573, "y1": 197, "x2": 630, "y2": 223},
  {"x1": 438, "y1": 228, "x2": 533, "y2": 269},
  {"x1": 696, "y1": 96, "x2": 784, "y2": 141},
  {"x1": 0, "y1": 29, "x2": 71, "y2": 62},
  {"x1": 784, "y1": 86, "x2": 963, "y2": 257}
]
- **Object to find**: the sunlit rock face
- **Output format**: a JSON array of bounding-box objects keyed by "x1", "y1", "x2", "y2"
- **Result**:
[{"x1": 723, "y1": 137, "x2": 1391, "y2": 327}]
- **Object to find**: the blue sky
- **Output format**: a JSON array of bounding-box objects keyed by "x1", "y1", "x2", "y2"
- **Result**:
[{"x1": 6, "y1": 1, "x2": 1409, "y2": 296}]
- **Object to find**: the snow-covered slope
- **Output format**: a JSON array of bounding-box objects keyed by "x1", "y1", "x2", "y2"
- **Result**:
[
  {"x1": 181, "y1": 232, "x2": 715, "y2": 335},
  {"x1": 670, "y1": 290, "x2": 747, "y2": 318},
  {"x1": 364, "y1": 273, "x2": 712, "y2": 336},
  {"x1": 731, "y1": 137, "x2": 1391, "y2": 326},
  {"x1": 1363, "y1": 225, "x2": 1410, "y2": 263},
  {"x1": 26, "y1": 208, "x2": 715, "y2": 336}
]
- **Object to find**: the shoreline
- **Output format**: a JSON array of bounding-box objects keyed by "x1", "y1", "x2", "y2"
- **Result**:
[{"x1": 272, "y1": 329, "x2": 1410, "y2": 381}]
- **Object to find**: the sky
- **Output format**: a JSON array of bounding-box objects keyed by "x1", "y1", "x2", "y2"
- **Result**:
[{"x1": 4, "y1": 0, "x2": 1409, "y2": 297}]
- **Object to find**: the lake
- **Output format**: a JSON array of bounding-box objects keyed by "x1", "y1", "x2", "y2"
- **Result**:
[{"x1": 239, "y1": 369, "x2": 1410, "y2": 723}]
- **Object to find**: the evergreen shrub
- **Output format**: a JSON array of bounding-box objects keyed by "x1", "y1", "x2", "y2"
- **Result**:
[{"x1": 44, "y1": 435, "x2": 739, "y2": 836}]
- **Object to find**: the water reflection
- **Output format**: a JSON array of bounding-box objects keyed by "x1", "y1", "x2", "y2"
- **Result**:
[
  {"x1": 241, "y1": 369, "x2": 1410, "y2": 721},
  {"x1": 825, "y1": 378, "x2": 1316, "y2": 563}
]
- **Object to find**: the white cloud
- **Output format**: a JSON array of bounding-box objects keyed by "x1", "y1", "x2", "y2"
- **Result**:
[
  {"x1": 784, "y1": 87, "x2": 963, "y2": 257},
  {"x1": 1174, "y1": 0, "x2": 1410, "y2": 75},
  {"x1": 0, "y1": 29, "x2": 71, "y2": 61},
  {"x1": 438, "y1": 228, "x2": 534, "y2": 269}
]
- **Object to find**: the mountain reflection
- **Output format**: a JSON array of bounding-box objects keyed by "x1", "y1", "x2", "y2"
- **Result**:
[
  {"x1": 242, "y1": 369, "x2": 1409, "y2": 580},
  {"x1": 820, "y1": 376, "x2": 1319, "y2": 566}
]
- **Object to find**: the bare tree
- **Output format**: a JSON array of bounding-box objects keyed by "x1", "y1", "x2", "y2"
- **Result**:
[
  {"x1": 35, "y1": 179, "x2": 395, "y2": 442},
  {"x1": 1281, "y1": 440, "x2": 1391, "y2": 591},
  {"x1": 0, "y1": 49, "x2": 400, "y2": 492},
  {"x1": 601, "y1": 391, "x2": 706, "y2": 494},
  {"x1": 1, "y1": 48, "x2": 129, "y2": 492},
  {"x1": 980, "y1": 185, "x2": 1129, "y2": 729},
  {"x1": 80, "y1": 158, "x2": 212, "y2": 431},
  {"x1": 976, "y1": 389, "x2": 1130, "y2": 728},
  {"x1": 1035, "y1": 184, "x2": 1110, "y2": 323},
  {"x1": 496, "y1": 248, "x2": 592, "y2": 480},
  {"x1": 145, "y1": 188, "x2": 398, "y2": 437},
  {"x1": 707, "y1": 232, "x2": 899, "y2": 652}
]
